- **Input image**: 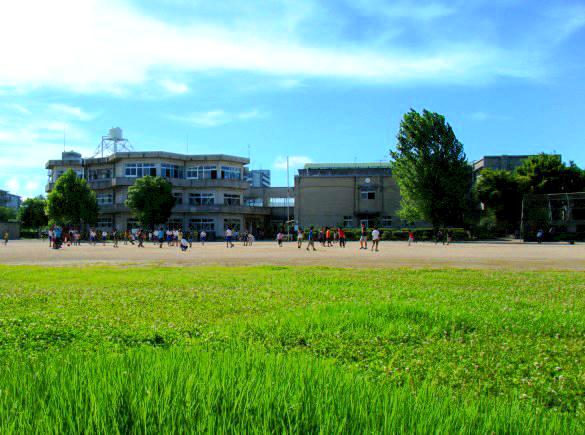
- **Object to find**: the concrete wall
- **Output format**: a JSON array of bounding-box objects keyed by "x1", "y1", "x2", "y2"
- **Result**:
[{"x1": 0, "y1": 222, "x2": 20, "y2": 239}]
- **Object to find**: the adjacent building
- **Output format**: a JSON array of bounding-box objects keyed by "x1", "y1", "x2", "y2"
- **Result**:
[
  {"x1": 294, "y1": 163, "x2": 401, "y2": 229},
  {"x1": 245, "y1": 169, "x2": 271, "y2": 188},
  {"x1": 0, "y1": 189, "x2": 21, "y2": 210},
  {"x1": 46, "y1": 151, "x2": 271, "y2": 237}
]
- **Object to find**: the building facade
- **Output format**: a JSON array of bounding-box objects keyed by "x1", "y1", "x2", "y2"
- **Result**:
[
  {"x1": 0, "y1": 189, "x2": 22, "y2": 210},
  {"x1": 294, "y1": 163, "x2": 401, "y2": 229},
  {"x1": 46, "y1": 151, "x2": 271, "y2": 237},
  {"x1": 245, "y1": 169, "x2": 271, "y2": 187}
]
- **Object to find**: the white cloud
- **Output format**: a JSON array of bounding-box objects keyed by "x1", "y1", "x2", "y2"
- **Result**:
[
  {"x1": 0, "y1": 0, "x2": 560, "y2": 94},
  {"x1": 4, "y1": 104, "x2": 31, "y2": 115},
  {"x1": 160, "y1": 79, "x2": 189, "y2": 95},
  {"x1": 470, "y1": 111, "x2": 490, "y2": 121},
  {"x1": 49, "y1": 104, "x2": 95, "y2": 121},
  {"x1": 273, "y1": 155, "x2": 313, "y2": 170},
  {"x1": 170, "y1": 109, "x2": 268, "y2": 127}
]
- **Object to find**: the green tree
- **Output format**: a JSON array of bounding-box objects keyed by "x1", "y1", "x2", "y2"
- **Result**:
[
  {"x1": 474, "y1": 169, "x2": 523, "y2": 233},
  {"x1": 18, "y1": 196, "x2": 48, "y2": 229},
  {"x1": 125, "y1": 176, "x2": 175, "y2": 229},
  {"x1": 516, "y1": 154, "x2": 585, "y2": 194},
  {"x1": 391, "y1": 109, "x2": 472, "y2": 227},
  {"x1": 46, "y1": 169, "x2": 98, "y2": 227},
  {"x1": 0, "y1": 206, "x2": 17, "y2": 222}
]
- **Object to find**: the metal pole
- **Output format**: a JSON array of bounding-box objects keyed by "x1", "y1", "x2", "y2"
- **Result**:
[{"x1": 287, "y1": 156, "x2": 290, "y2": 241}]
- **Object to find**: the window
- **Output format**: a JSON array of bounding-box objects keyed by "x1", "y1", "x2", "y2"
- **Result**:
[
  {"x1": 173, "y1": 192, "x2": 183, "y2": 205},
  {"x1": 96, "y1": 217, "x2": 113, "y2": 228},
  {"x1": 224, "y1": 219, "x2": 241, "y2": 231},
  {"x1": 343, "y1": 216, "x2": 353, "y2": 227},
  {"x1": 186, "y1": 167, "x2": 199, "y2": 179},
  {"x1": 380, "y1": 216, "x2": 392, "y2": 227},
  {"x1": 125, "y1": 163, "x2": 157, "y2": 177},
  {"x1": 189, "y1": 193, "x2": 215, "y2": 205},
  {"x1": 268, "y1": 197, "x2": 295, "y2": 207},
  {"x1": 360, "y1": 219, "x2": 369, "y2": 228},
  {"x1": 224, "y1": 194, "x2": 241, "y2": 206},
  {"x1": 96, "y1": 193, "x2": 113, "y2": 205},
  {"x1": 221, "y1": 166, "x2": 242, "y2": 180},
  {"x1": 126, "y1": 219, "x2": 139, "y2": 230},
  {"x1": 161, "y1": 163, "x2": 184, "y2": 179},
  {"x1": 88, "y1": 168, "x2": 112, "y2": 180},
  {"x1": 189, "y1": 218, "x2": 215, "y2": 232},
  {"x1": 360, "y1": 188, "x2": 376, "y2": 200},
  {"x1": 245, "y1": 198, "x2": 264, "y2": 207}
]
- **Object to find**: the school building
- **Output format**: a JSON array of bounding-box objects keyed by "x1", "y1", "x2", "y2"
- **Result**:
[{"x1": 45, "y1": 151, "x2": 406, "y2": 236}]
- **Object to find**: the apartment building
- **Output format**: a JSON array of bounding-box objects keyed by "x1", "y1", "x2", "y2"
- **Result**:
[{"x1": 46, "y1": 151, "x2": 270, "y2": 237}]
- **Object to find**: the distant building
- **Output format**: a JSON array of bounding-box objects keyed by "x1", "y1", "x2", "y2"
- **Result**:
[
  {"x1": 294, "y1": 163, "x2": 402, "y2": 228},
  {"x1": 245, "y1": 169, "x2": 271, "y2": 187},
  {"x1": 473, "y1": 154, "x2": 562, "y2": 174},
  {"x1": 0, "y1": 189, "x2": 21, "y2": 210}
]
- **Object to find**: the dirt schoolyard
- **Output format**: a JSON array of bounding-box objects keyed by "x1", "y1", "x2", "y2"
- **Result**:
[{"x1": 1, "y1": 239, "x2": 584, "y2": 270}]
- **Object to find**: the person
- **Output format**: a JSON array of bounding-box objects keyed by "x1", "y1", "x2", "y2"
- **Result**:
[
  {"x1": 408, "y1": 230, "x2": 415, "y2": 246},
  {"x1": 3, "y1": 231, "x2": 8, "y2": 246},
  {"x1": 89, "y1": 229, "x2": 96, "y2": 246},
  {"x1": 338, "y1": 227, "x2": 346, "y2": 248},
  {"x1": 325, "y1": 227, "x2": 332, "y2": 247},
  {"x1": 158, "y1": 228, "x2": 165, "y2": 248},
  {"x1": 112, "y1": 229, "x2": 119, "y2": 248},
  {"x1": 435, "y1": 229, "x2": 444, "y2": 245},
  {"x1": 137, "y1": 230, "x2": 144, "y2": 248},
  {"x1": 277, "y1": 231, "x2": 284, "y2": 247},
  {"x1": 371, "y1": 227, "x2": 380, "y2": 252},
  {"x1": 180, "y1": 235, "x2": 189, "y2": 252},
  {"x1": 178, "y1": 229, "x2": 183, "y2": 249},
  {"x1": 53, "y1": 226, "x2": 63, "y2": 249},
  {"x1": 247, "y1": 232, "x2": 254, "y2": 246},
  {"x1": 129, "y1": 230, "x2": 136, "y2": 246},
  {"x1": 359, "y1": 223, "x2": 368, "y2": 250},
  {"x1": 446, "y1": 231, "x2": 453, "y2": 245},
  {"x1": 48, "y1": 228, "x2": 54, "y2": 248},
  {"x1": 297, "y1": 227, "x2": 304, "y2": 249},
  {"x1": 306, "y1": 226, "x2": 317, "y2": 251},
  {"x1": 200, "y1": 230, "x2": 207, "y2": 246},
  {"x1": 225, "y1": 227, "x2": 234, "y2": 248},
  {"x1": 102, "y1": 230, "x2": 108, "y2": 246},
  {"x1": 536, "y1": 229, "x2": 544, "y2": 244}
]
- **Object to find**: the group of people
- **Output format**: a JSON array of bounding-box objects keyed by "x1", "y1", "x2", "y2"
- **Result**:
[{"x1": 291, "y1": 223, "x2": 381, "y2": 251}]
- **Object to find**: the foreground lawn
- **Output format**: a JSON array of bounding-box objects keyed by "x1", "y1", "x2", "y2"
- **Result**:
[{"x1": 0, "y1": 265, "x2": 583, "y2": 433}]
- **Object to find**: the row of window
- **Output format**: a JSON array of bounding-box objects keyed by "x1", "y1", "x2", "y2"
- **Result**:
[
  {"x1": 344, "y1": 216, "x2": 392, "y2": 227},
  {"x1": 123, "y1": 163, "x2": 242, "y2": 180}
]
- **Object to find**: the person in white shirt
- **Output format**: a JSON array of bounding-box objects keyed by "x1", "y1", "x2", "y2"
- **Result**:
[
  {"x1": 225, "y1": 228, "x2": 234, "y2": 248},
  {"x1": 371, "y1": 228, "x2": 380, "y2": 252},
  {"x1": 200, "y1": 230, "x2": 207, "y2": 246}
]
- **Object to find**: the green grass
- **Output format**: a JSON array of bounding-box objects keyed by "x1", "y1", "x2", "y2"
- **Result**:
[{"x1": 0, "y1": 265, "x2": 583, "y2": 433}]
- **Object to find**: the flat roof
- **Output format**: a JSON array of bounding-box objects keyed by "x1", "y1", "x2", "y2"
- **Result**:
[{"x1": 304, "y1": 162, "x2": 392, "y2": 170}]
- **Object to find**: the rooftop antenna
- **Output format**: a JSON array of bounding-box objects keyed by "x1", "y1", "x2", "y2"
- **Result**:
[{"x1": 93, "y1": 127, "x2": 133, "y2": 158}]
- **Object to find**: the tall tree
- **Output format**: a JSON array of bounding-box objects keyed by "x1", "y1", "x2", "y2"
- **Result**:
[
  {"x1": 18, "y1": 196, "x2": 48, "y2": 229},
  {"x1": 515, "y1": 154, "x2": 585, "y2": 194},
  {"x1": 391, "y1": 109, "x2": 472, "y2": 227},
  {"x1": 474, "y1": 169, "x2": 523, "y2": 233},
  {"x1": 125, "y1": 176, "x2": 175, "y2": 229},
  {"x1": 46, "y1": 169, "x2": 98, "y2": 227}
]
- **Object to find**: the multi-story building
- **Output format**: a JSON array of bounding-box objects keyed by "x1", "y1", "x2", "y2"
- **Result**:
[
  {"x1": 46, "y1": 151, "x2": 271, "y2": 237},
  {"x1": 294, "y1": 163, "x2": 401, "y2": 228},
  {"x1": 0, "y1": 189, "x2": 22, "y2": 210},
  {"x1": 245, "y1": 169, "x2": 271, "y2": 188}
]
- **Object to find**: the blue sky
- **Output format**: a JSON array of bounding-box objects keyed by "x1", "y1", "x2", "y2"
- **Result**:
[{"x1": 1, "y1": 0, "x2": 584, "y2": 198}]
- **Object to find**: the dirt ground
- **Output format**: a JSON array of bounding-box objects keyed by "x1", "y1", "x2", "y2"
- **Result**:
[{"x1": 1, "y1": 239, "x2": 584, "y2": 270}]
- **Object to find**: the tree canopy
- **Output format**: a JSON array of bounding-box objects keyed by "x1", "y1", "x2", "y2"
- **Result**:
[
  {"x1": 474, "y1": 169, "x2": 522, "y2": 233},
  {"x1": 46, "y1": 169, "x2": 98, "y2": 227},
  {"x1": 18, "y1": 196, "x2": 48, "y2": 229},
  {"x1": 515, "y1": 154, "x2": 585, "y2": 194},
  {"x1": 125, "y1": 176, "x2": 175, "y2": 229},
  {"x1": 391, "y1": 109, "x2": 472, "y2": 227},
  {"x1": 0, "y1": 206, "x2": 17, "y2": 222}
]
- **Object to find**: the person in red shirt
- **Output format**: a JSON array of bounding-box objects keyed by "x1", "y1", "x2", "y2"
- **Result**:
[{"x1": 338, "y1": 228, "x2": 346, "y2": 248}]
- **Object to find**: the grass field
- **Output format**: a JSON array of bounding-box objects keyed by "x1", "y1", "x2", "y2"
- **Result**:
[{"x1": 0, "y1": 265, "x2": 583, "y2": 433}]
